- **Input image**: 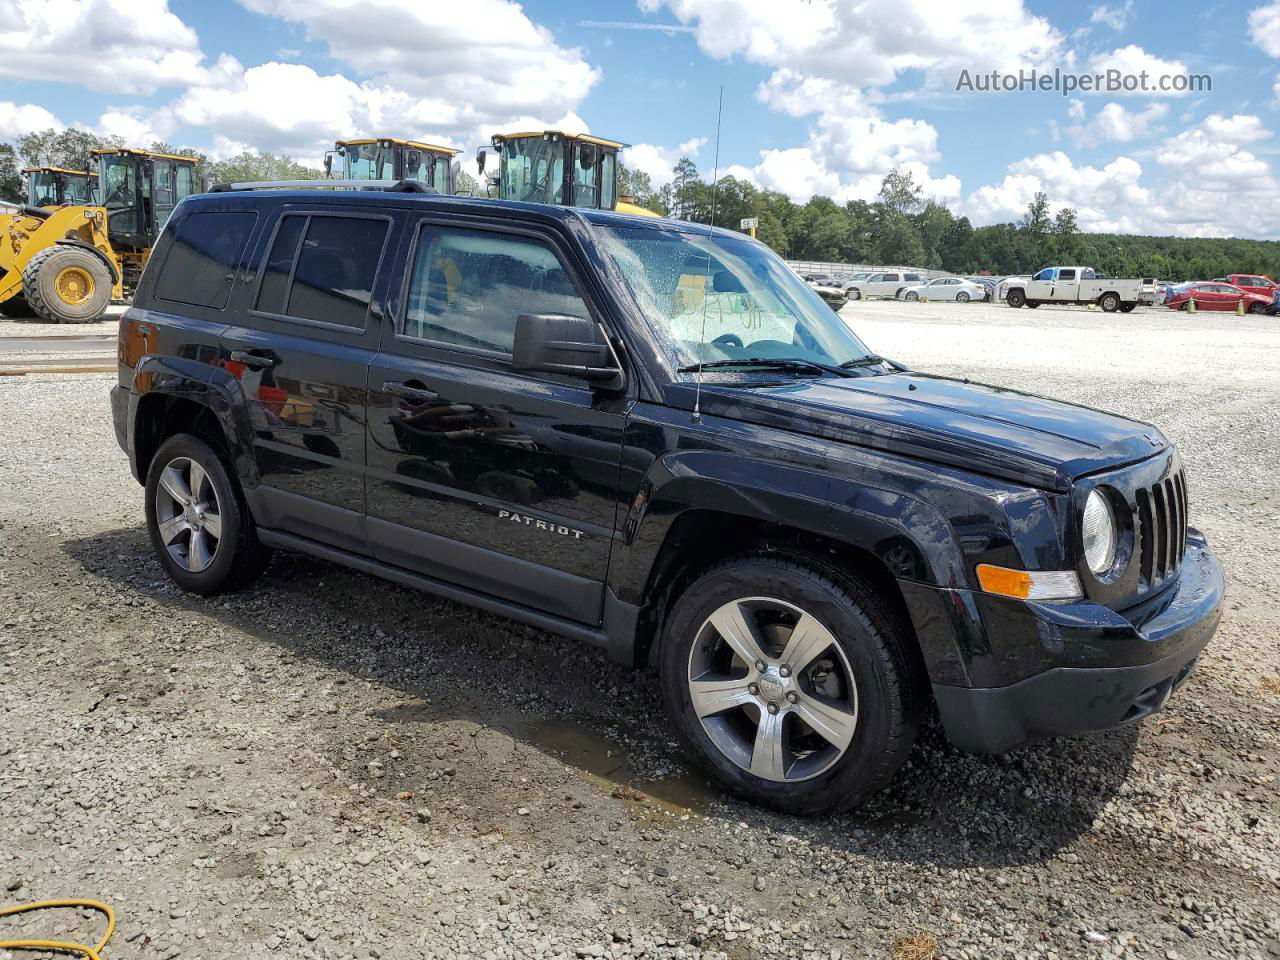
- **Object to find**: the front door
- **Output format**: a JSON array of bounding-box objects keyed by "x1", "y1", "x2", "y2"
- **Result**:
[
  {"x1": 365, "y1": 218, "x2": 627, "y2": 624},
  {"x1": 220, "y1": 206, "x2": 400, "y2": 554}
]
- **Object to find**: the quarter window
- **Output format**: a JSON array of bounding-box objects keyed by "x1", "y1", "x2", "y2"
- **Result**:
[
  {"x1": 403, "y1": 226, "x2": 589, "y2": 354},
  {"x1": 254, "y1": 214, "x2": 389, "y2": 328},
  {"x1": 154, "y1": 210, "x2": 259, "y2": 310}
]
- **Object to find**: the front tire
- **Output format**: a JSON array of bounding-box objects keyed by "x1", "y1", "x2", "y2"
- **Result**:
[
  {"x1": 658, "y1": 554, "x2": 922, "y2": 815},
  {"x1": 1006, "y1": 289, "x2": 1026, "y2": 308},
  {"x1": 144, "y1": 434, "x2": 271, "y2": 595},
  {"x1": 22, "y1": 246, "x2": 113, "y2": 323},
  {"x1": 847, "y1": 288, "x2": 862, "y2": 301}
]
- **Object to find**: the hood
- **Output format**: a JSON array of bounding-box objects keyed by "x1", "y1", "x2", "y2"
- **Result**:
[{"x1": 666, "y1": 371, "x2": 1167, "y2": 491}]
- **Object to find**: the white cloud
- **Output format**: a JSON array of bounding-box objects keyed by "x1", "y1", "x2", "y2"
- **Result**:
[
  {"x1": 0, "y1": 0, "x2": 205, "y2": 94},
  {"x1": 1067, "y1": 99, "x2": 1086, "y2": 120},
  {"x1": 622, "y1": 137, "x2": 707, "y2": 187},
  {"x1": 1094, "y1": 102, "x2": 1169, "y2": 141},
  {"x1": 1155, "y1": 113, "x2": 1272, "y2": 187},
  {"x1": 1249, "y1": 1, "x2": 1280, "y2": 58},
  {"x1": 0, "y1": 101, "x2": 62, "y2": 141},
  {"x1": 1090, "y1": 1, "x2": 1135, "y2": 31},
  {"x1": 1086, "y1": 45, "x2": 1193, "y2": 96},
  {"x1": 236, "y1": 0, "x2": 601, "y2": 144}
]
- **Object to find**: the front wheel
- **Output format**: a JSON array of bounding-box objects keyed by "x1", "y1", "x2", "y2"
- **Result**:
[
  {"x1": 144, "y1": 434, "x2": 271, "y2": 595},
  {"x1": 659, "y1": 554, "x2": 922, "y2": 815},
  {"x1": 22, "y1": 246, "x2": 112, "y2": 322},
  {"x1": 1248, "y1": 302, "x2": 1267, "y2": 314},
  {"x1": 847, "y1": 288, "x2": 862, "y2": 301},
  {"x1": 1006, "y1": 289, "x2": 1026, "y2": 308}
]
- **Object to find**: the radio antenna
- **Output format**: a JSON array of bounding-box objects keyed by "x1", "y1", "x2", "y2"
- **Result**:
[{"x1": 692, "y1": 85, "x2": 724, "y2": 425}]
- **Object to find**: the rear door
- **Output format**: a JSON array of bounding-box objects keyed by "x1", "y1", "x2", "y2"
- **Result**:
[
  {"x1": 220, "y1": 205, "x2": 401, "y2": 554},
  {"x1": 364, "y1": 215, "x2": 627, "y2": 624},
  {"x1": 1052, "y1": 267, "x2": 1079, "y2": 301}
]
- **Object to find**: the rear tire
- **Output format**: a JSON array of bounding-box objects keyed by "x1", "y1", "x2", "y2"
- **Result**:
[
  {"x1": 847, "y1": 289, "x2": 862, "y2": 301},
  {"x1": 1025, "y1": 300, "x2": 1040, "y2": 309},
  {"x1": 658, "y1": 553, "x2": 922, "y2": 815},
  {"x1": 0, "y1": 294, "x2": 34, "y2": 318},
  {"x1": 22, "y1": 246, "x2": 112, "y2": 323},
  {"x1": 904, "y1": 291, "x2": 918, "y2": 302},
  {"x1": 1006, "y1": 289, "x2": 1026, "y2": 308},
  {"x1": 144, "y1": 434, "x2": 271, "y2": 595},
  {"x1": 1099, "y1": 292, "x2": 1121, "y2": 313},
  {"x1": 956, "y1": 291, "x2": 970, "y2": 303}
]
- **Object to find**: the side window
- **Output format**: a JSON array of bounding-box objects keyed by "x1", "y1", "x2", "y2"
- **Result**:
[
  {"x1": 403, "y1": 225, "x2": 589, "y2": 354},
  {"x1": 601, "y1": 152, "x2": 616, "y2": 210},
  {"x1": 572, "y1": 143, "x2": 599, "y2": 208},
  {"x1": 254, "y1": 214, "x2": 390, "y2": 328},
  {"x1": 1058, "y1": 268, "x2": 1076, "y2": 280},
  {"x1": 154, "y1": 210, "x2": 259, "y2": 310},
  {"x1": 1035, "y1": 268, "x2": 1053, "y2": 281},
  {"x1": 904, "y1": 273, "x2": 921, "y2": 282}
]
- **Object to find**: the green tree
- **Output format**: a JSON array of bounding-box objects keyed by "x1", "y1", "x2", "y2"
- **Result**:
[
  {"x1": 453, "y1": 168, "x2": 480, "y2": 195},
  {"x1": 1021, "y1": 191, "x2": 1052, "y2": 235},
  {"x1": 0, "y1": 144, "x2": 21, "y2": 203},
  {"x1": 209, "y1": 152, "x2": 324, "y2": 184},
  {"x1": 877, "y1": 167, "x2": 923, "y2": 217},
  {"x1": 17, "y1": 128, "x2": 123, "y2": 170},
  {"x1": 149, "y1": 141, "x2": 210, "y2": 184},
  {"x1": 670, "y1": 157, "x2": 699, "y2": 220}
]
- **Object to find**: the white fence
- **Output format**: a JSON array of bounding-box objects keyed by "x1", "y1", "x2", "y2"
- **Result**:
[{"x1": 786, "y1": 260, "x2": 951, "y2": 280}]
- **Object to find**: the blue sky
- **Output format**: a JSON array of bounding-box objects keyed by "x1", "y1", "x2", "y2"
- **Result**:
[{"x1": 2, "y1": 0, "x2": 1278, "y2": 239}]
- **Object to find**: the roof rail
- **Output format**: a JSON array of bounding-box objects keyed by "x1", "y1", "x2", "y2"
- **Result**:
[{"x1": 207, "y1": 179, "x2": 439, "y2": 194}]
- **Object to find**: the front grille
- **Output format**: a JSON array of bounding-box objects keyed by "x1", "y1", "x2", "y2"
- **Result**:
[{"x1": 1134, "y1": 469, "x2": 1187, "y2": 588}]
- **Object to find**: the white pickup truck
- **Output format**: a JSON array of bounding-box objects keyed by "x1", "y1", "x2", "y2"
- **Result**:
[{"x1": 1003, "y1": 266, "x2": 1157, "y2": 313}]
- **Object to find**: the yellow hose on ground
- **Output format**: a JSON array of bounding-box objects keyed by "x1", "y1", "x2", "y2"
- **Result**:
[{"x1": 0, "y1": 899, "x2": 116, "y2": 960}]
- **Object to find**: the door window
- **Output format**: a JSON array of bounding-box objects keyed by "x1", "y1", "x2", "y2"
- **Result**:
[
  {"x1": 402, "y1": 225, "x2": 589, "y2": 354},
  {"x1": 254, "y1": 214, "x2": 390, "y2": 328},
  {"x1": 572, "y1": 143, "x2": 600, "y2": 208},
  {"x1": 1058, "y1": 268, "x2": 1076, "y2": 281},
  {"x1": 600, "y1": 152, "x2": 616, "y2": 210},
  {"x1": 152, "y1": 158, "x2": 177, "y2": 227},
  {"x1": 154, "y1": 211, "x2": 259, "y2": 309},
  {"x1": 1035, "y1": 268, "x2": 1053, "y2": 281}
]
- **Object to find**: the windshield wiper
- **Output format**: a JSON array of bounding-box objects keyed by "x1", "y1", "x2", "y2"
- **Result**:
[
  {"x1": 676, "y1": 357, "x2": 852, "y2": 377},
  {"x1": 839, "y1": 354, "x2": 894, "y2": 370}
]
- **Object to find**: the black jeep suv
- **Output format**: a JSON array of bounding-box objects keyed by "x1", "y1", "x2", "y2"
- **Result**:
[{"x1": 111, "y1": 186, "x2": 1223, "y2": 813}]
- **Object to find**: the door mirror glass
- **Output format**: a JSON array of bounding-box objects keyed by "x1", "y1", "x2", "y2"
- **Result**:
[{"x1": 512, "y1": 313, "x2": 622, "y2": 389}]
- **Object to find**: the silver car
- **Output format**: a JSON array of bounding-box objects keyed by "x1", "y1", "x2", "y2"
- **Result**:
[{"x1": 898, "y1": 277, "x2": 986, "y2": 302}]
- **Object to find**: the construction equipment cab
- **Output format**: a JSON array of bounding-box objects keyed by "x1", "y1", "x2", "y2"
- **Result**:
[
  {"x1": 23, "y1": 166, "x2": 98, "y2": 208},
  {"x1": 328, "y1": 138, "x2": 458, "y2": 193},
  {"x1": 479, "y1": 130, "x2": 657, "y2": 217},
  {"x1": 0, "y1": 147, "x2": 196, "y2": 322}
]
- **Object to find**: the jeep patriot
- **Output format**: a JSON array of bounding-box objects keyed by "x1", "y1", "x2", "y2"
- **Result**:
[{"x1": 111, "y1": 185, "x2": 1224, "y2": 813}]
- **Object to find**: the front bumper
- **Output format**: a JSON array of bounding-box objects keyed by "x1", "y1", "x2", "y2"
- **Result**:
[{"x1": 919, "y1": 532, "x2": 1223, "y2": 753}]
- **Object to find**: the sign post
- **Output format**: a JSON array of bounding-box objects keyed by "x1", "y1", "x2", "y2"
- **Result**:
[{"x1": 740, "y1": 217, "x2": 758, "y2": 238}]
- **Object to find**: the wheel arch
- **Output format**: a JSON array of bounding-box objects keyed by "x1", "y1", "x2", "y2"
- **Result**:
[{"x1": 54, "y1": 239, "x2": 120, "y2": 286}]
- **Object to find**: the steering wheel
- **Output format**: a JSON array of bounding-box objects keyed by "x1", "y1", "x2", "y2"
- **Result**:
[{"x1": 712, "y1": 333, "x2": 743, "y2": 349}]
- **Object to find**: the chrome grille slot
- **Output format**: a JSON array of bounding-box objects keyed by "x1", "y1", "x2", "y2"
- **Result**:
[
  {"x1": 1136, "y1": 488, "x2": 1154, "y2": 582},
  {"x1": 1152, "y1": 482, "x2": 1168, "y2": 579},
  {"x1": 1136, "y1": 468, "x2": 1186, "y2": 590}
]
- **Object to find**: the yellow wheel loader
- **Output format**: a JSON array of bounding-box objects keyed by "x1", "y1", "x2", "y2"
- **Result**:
[
  {"x1": 22, "y1": 166, "x2": 98, "y2": 207},
  {"x1": 0, "y1": 148, "x2": 195, "y2": 322},
  {"x1": 476, "y1": 131, "x2": 658, "y2": 216},
  {"x1": 327, "y1": 138, "x2": 460, "y2": 193}
]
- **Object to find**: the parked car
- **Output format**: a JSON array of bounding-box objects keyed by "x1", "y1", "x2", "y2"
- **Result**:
[
  {"x1": 111, "y1": 184, "x2": 1223, "y2": 815},
  {"x1": 963, "y1": 277, "x2": 996, "y2": 301},
  {"x1": 1003, "y1": 266, "x2": 1157, "y2": 312},
  {"x1": 1164, "y1": 281, "x2": 1272, "y2": 313},
  {"x1": 802, "y1": 272, "x2": 839, "y2": 286},
  {"x1": 1222, "y1": 273, "x2": 1278, "y2": 299},
  {"x1": 845, "y1": 270, "x2": 925, "y2": 300},
  {"x1": 841, "y1": 272, "x2": 872, "y2": 289},
  {"x1": 995, "y1": 276, "x2": 1031, "y2": 302},
  {"x1": 898, "y1": 277, "x2": 987, "y2": 302},
  {"x1": 805, "y1": 277, "x2": 849, "y2": 311}
]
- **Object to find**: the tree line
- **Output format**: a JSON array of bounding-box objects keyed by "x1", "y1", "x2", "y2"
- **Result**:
[
  {"x1": 621, "y1": 159, "x2": 1280, "y2": 282},
  {"x1": 4, "y1": 127, "x2": 1276, "y2": 282}
]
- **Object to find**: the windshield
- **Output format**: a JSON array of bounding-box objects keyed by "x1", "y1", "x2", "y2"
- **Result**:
[
  {"x1": 63, "y1": 174, "x2": 92, "y2": 204},
  {"x1": 594, "y1": 225, "x2": 874, "y2": 375},
  {"x1": 344, "y1": 143, "x2": 393, "y2": 180},
  {"x1": 27, "y1": 171, "x2": 57, "y2": 206},
  {"x1": 499, "y1": 137, "x2": 564, "y2": 204}
]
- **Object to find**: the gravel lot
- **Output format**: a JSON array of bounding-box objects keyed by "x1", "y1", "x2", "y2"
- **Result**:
[{"x1": 1, "y1": 301, "x2": 1278, "y2": 960}]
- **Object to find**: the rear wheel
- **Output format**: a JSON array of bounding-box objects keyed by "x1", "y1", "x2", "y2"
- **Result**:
[
  {"x1": 659, "y1": 553, "x2": 922, "y2": 814},
  {"x1": 1025, "y1": 300, "x2": 1040, "y2": 309},
  {"x1": 847, "y1": 288, "x2": 862, "y2": 301},
  {"x1": 956, "y1": 291, "x2": 970, "y2": 303},
  {"x1": 1006, "y1": 289, "x2": 1026, "y2": 308},
  {"x1": 144, "y1": 434, "x2": 271, "y2": 595},
  {"x1": 904, "y1": 291, "x2": 918, "y2": 302},
  {"x1": 22, "y1": 246, "x2": 112, "y2": 322},
  {"x1": 1099, "y1": 292, "x2": 1121, "y2": 313}
]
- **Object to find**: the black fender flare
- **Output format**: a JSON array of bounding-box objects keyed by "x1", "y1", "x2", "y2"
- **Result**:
[
  {"x1": 53, "y1": 239, "x2": 120, "y2": 286},
  {"x1": 130, "y1": 356, "x2": 261, "y2": 489}
]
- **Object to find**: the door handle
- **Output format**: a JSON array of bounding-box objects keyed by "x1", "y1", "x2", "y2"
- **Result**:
[
  {"x1": 382, "y1": 380, "x2": 439, "y2": 402},
  {"x1": 229, "y1": 349, "x2": 279, "y2": 369}
]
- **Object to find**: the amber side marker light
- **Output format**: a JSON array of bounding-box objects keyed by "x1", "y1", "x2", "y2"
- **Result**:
[{"x1": 976, "y1": 563, "x2": 1083, "y2": 601}]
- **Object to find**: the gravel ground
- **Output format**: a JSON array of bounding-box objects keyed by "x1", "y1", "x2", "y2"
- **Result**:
[
  {"x1": 2, "y1": 301, "x2": 1278, "y2": 960},
  {"x1": 0, "y1": 305, "x2": 122, "y2": 338}
]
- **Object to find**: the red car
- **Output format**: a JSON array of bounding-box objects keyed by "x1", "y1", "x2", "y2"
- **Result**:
[
  {"x1": 1165, "y1": 282, "x2": 1272, "y2": 313},
  {"x1": 1225, "y1": 273, "x2": 1278, "y2": 298}
]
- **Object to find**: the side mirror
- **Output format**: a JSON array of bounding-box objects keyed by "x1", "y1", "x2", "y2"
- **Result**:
[
  {"x1": 476, "y1": 148, "x2": 487, "y2": 175},
  {"x1": 512, "y1": 313, "x2": 624, "y2": 390},
  {"x1": 406, "y1": 150, "x2": 422, "y2": 174},
  {"x1": 323, "y1": 152, "x2": 333, "y2": 177}
]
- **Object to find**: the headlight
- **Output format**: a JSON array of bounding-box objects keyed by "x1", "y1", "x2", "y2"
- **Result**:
[{"x1": 1082, "y1": 489, "x2": 1117, "y2": 575}]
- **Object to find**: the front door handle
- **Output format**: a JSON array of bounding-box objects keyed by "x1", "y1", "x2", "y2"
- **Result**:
[
  {"x1": 382, "y1": 380, "x2": 439, "y2": 402},
  {"x1": 229, "y1": 349, "x2": 279, "y2": 369}
]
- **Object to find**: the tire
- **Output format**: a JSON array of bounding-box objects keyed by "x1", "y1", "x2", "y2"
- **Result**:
[
  {"x1": 1099, "y1": 292, "x2": 1121, "y2": 313},
  {"x1": 1120, "y1": 303, "x2": 1137, "y2": 313},
  {"x1": 847, "y1": 289, "x2": 862, "y2": 301},
  {"x1": 658, "y1": 553, "x2": 923, "y2": 815},
  {"x1": 1006, "y1": 289, "x2": 1026, "y2": 308},
  {"x1": 0, "y1": 294, "x2": 34, "y2": 318},
  {"x1": 21, "y1": 246, "x2": 112, "y2": 323},
  {"x1": 956, "y1": 292, "x2": 970, "y2": 303},
  {"x1": 1248, "y1": 302, "x2": 1266, "y2": 315},
  {"x1": 1025, "y1": 300, "x2": 1040, "y2": 309},
  {"x1": 144, "y1": 433, "x2": 271, "y2": 595},
  {"x1": 904, "y1": 291, "x2": 918, "y2": 302}
]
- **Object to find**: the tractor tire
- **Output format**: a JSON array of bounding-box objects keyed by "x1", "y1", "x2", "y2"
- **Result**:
[
  {"x1": 22, "y1": 246, "x2": 113, "y2": 323},
  {"x1": 1099, "y1": 292, "x2": 1121, "y2": 313},
  {"x1": 0, "y1": 294, "x2": 35, "y2": 318},
  {"x1": 1006, "y1": 289, "x2": 1026, "y2": 308}
]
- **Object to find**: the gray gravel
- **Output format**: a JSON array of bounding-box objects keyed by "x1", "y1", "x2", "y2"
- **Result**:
[{"x1": 1, "y1": 302, "x2": 1278, "y2": 960}]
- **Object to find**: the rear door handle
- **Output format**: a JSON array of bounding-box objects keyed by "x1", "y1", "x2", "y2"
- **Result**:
[
  {"x1": 382, "y1": 380, "x2": 439, "y2": 402},
  {"x1": 229, "y1": 349, "x2": 279, "y2": 369}
]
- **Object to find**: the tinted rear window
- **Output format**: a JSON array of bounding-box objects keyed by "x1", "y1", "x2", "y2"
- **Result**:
[
  {"x1": 254, "y1": 214, "x2": 390, "y2": 328},
  {"x1": 154, "y1": 210, "x2": 258, "y2": 309}
]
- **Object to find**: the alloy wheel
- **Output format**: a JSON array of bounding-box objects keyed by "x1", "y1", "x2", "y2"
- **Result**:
[
  {"x1": 687, "y1": 597, "x2": 858, "y2": 783},
  {"x1": 154, "y1": 456, "x2": 223, "y2": 572}
]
